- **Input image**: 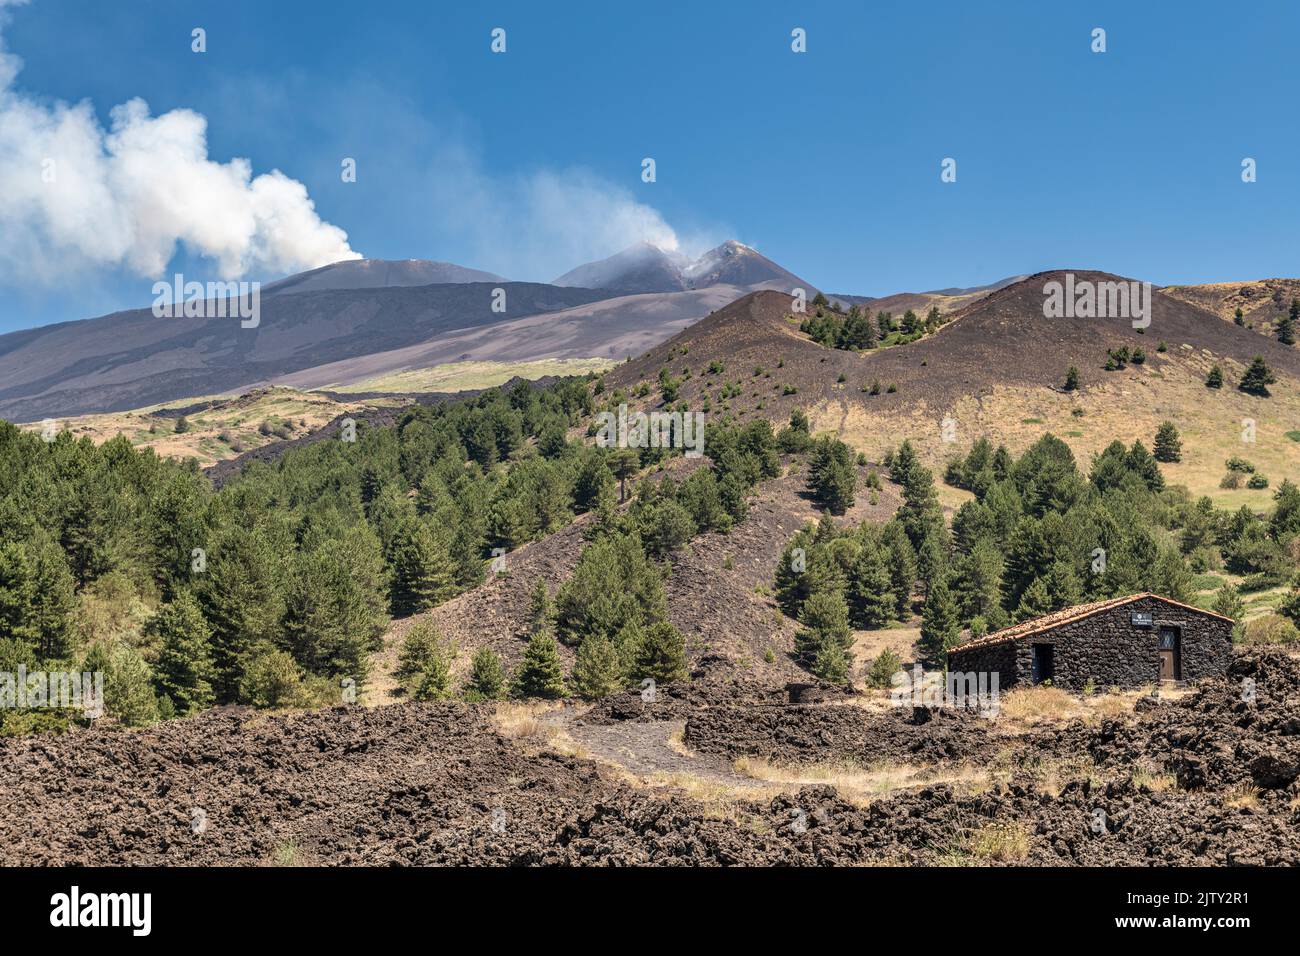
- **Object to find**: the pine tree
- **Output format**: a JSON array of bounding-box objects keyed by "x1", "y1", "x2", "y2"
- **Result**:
[
  {"x1": 1063, "y1": 366, "x2": 1079, "y2": 391},
  {"x1": 1211, "y1": 583, "x2": 1246, "y2": 623},
  {"x1": 1042, "y1": 561, "x2": 1082, "y2": 610},
  {"x1": 554, "y1": 533, "x2": 667, "y2": 647},
  {"x1": 466, "y1": 646, "x2": 506, "y2": 700},
  {"x1": 1205, "y1": 365, "x2": 1223, "y2": 389},
  {"x1": 1239, "y1": 356, "x2": 1276, "y2": 396},
  {"x1": 389, "y1": 517, "x2": 456, "y2": 615},
  {"x1": 1015, "y1": 577, "x2": 1054, "y2": 622},
  {"x1": 571, "y1": 635, "x2": 624, "y2": 699},
  {"x1": 1153, "y1": 421, "x2": 1182, "y2": 463},
  {"x1": 396, "y1": 620, "x2": 444, "y2": 684},
  {"x1": 889, "y1": 440, "x2": 919, "y2": 485},
  {"x1": 632, "y1": 621, "x2": 688, "y2": 685},
  {"x1": 451, "y1": 523, "x2": 486, "y2": 591},
  {"x1": 102, "y1": 643, "x2": 162, "y2": 726},
  {"x1": 954, "y1": 539, "x2": 1005, "y2": 625},
  {"x1": 794, "y1": 590, "x2": 852, "y2": 666},
  {"x1": 573, "y1": 449, "x2": 614, "y2": 512},
  {"x1": 849, "y1": 541, "x2": 894, "y2": 628},
  {"x1": 1125, "y1": 440, "x2": 1164, "y2": 492},
  {"x1": 901, "y1": 462, "x2": 943, "y2": 548},
  {"x1": 512, "y1": 629, "x2": 568, "y2": 699},
  {"x1": 283, "y1": 526, "x2": 388, "y2": 686},
  {"x1": 526, "y1": 579, "x2": 555, "y2": 634},
  {"x1": 808, "y1": 436, "x2": 856, "y2": 514},
  {"x1": 1278, "y1": 298, "x2": 1298, "y2": 346},
  {"x1": 918, "y1": 576, "x2": 960, "y2": 662},
  {"x1": 883, "y1": 523, "x2": 917, "y2": 618},
  {"x1": 412, "y1": 641, "x2": 454, "y2": 701},
  {"x1": 610, "y1": 448, "x2": 640, "y2": 502},
  {"x1": 811, "y1": 635, "x2": 850, "y2": 683},
  {"x1": 197, "y1": 527, "x2": 286, "y2": 703},
  {"x1": 1234, "y1": 307, "x2": 1245, "y2": 326},
  {"x1": 0, "y1": 541, "x2": 40, "y2": 655},
  {"x1": 150, "y1": 592, "x2": 216, "y2": 715}
]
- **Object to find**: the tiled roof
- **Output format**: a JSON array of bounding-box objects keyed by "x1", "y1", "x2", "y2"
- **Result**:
[{"x1": 949, "y1": 592, "x2": 1235, "y2": 654}]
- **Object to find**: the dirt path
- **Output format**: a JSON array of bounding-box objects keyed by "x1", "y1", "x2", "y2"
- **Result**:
[{"x1": 559, "y1": 715, "x2": 767, "y2": 790}]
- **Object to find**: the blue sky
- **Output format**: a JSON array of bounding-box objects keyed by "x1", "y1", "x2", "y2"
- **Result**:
[{"x1": 0, "y1": 0, "x2": 1297, "y2": 333}]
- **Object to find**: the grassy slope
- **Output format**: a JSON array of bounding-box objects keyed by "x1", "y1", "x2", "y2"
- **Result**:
[
  {"x1": 18, "y1": 386, "x2": 396, "y2": 467},
  {"x1": 325, "y1": 357, "x2": 616, "y2": 394}
]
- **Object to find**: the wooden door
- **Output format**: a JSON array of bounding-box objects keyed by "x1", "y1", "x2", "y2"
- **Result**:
[{"x1": 1158, "y1": 627, "x2": 1180, "y2": 681}]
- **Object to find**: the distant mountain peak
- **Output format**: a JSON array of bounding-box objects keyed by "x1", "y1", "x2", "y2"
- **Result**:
[
  {"x1": 551, "y1": 243, "x2": 689, "y2": 294},
  {"x1": 554, "y1": 239, "x2": 810, "y2": 296},
  {"x1": 264, "y1": 258, "x2": 507, "y2": 295}
]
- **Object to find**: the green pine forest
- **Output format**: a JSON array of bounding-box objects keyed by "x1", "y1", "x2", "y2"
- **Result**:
[{"x1": 3, "y1": 370, "x2": 1300, "y2": 734}]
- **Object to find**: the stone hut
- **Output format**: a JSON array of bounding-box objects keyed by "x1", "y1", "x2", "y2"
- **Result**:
[{"x1": 946, "y1": 593, "x2": 1233, "y2": 691}]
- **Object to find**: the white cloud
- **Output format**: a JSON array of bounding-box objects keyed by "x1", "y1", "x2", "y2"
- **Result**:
[
  {"x1": 0, "y1": 0, "x2": 358, "y2": 286},
  {"x1": 428, "y1": 141, "x2": 724, "y2": 281}
]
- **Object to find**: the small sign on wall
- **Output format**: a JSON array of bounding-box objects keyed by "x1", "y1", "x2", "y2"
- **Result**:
[{"x1": 1131, "y1": 611, "x2": 1154, "y2": 627}]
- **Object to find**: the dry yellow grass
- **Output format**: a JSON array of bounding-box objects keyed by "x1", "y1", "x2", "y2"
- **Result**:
[
  {"x1": 849, "y1": 625, "x2": 918, "y2": 688},
  {"x1": 20, "y1": 385, "x2": 389, "y2": 467},
  {"x1": 733, "y1": 756, "x2": 994, "y2": 807},
  {"x1": 666, "y1": 727, "x2": 696, "y2": 759},
  {"x1": 967, "y1": 822, "x2": 1030, "y2": 862},
  {"x1": 997, "y1": 686, "x2": 1079, "y2": 724},
  {"x1": 1012, "y1": 753, "x2": 1103, "y2": 798},
  {"x1": 328, "y1": 357, "x2": 616, "y2": 394},
  {"x1": 489, "y1": 701, "x2": 588, "y2": 756},
  {"x1": 995, "y1": 684, "x2": 1158, "y2": 729},
  {"x1": 1130, "y1": 766, "x2": 1178, "y2": 792},
  {"x1": 638, "y1": 770, "x2": 780, "y2": 804},
  {"x1": 1224, "y1": 783, "x2": 1261, "y2": 809}
]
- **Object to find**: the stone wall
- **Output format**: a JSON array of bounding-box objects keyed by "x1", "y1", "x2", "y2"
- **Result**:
[
  {"x1": 948, "y1": 595, "x2": 1233, "y2": 691},
  {"x1": 945, "y1": 639, "x2": 1020, "y2": 689}
]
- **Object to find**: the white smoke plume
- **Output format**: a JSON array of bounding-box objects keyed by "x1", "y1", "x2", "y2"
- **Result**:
[
  {"x1": 0, "y1": 0, "x2": 359, "y2": 285},
  {"x1": 427, "y1": 141, "x2": 722, "y2": 282}
]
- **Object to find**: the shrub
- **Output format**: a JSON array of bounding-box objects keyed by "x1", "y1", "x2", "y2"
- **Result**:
[
  {"x1": 239, "y1": 647, "x2": 307, "y2": 709},
  {"x1": 512, "y1": 630, "x2": 568, "y2": 699},
  {"x1": 571, "y1": 635, "x2": 624, "y2": 699},
  {"x1": 1240, "y1": 614, "x2": 1300, "y2": 646},
  {"x1": 865, "y1": 648, "x2": 902, "y2": 688},
  {"x1": 1239, "y1": 356, "x2": 1275, "y2": 396},
  {"x1": 396, "y1": 621, "x2": 445, "y2": 684},
  {"x1": 632, "y1": 621, "x2": 688, "y2": 685},
  {"x1": 466, "y1": 646, "x2": 506, "y2": 700}
]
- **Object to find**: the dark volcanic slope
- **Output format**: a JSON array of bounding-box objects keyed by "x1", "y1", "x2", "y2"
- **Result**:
[
  {"x1": 263, "y1": 258, "x2": 507, "y2": 293},
  {"x1": 606, "y1": 271, "x2": 1300, "y2": 422},
  {"x1": 0, "y1": 283, "x2": 609, "y2": 422},
  {"x1": 552, "y1": 242, "x2": 689, "y2": 294}
]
